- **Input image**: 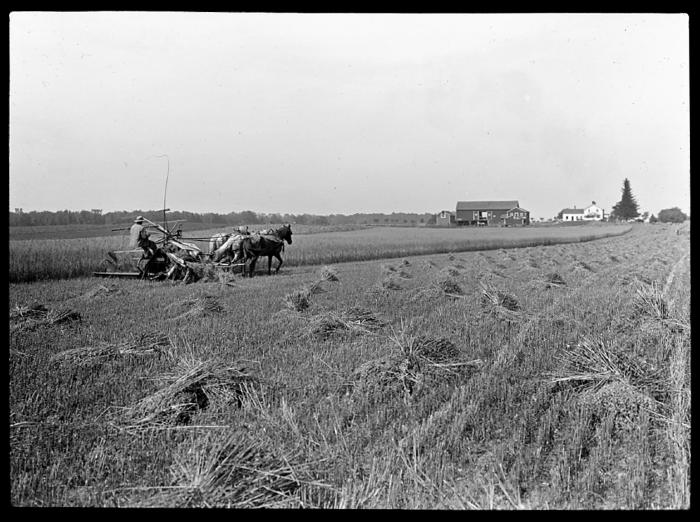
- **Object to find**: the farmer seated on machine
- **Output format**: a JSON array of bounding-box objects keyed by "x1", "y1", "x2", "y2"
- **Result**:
[{"x1": 129, "y1": 216, "x2": 158, "y2": 259}]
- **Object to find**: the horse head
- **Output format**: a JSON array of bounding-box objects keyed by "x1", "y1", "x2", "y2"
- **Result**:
[{"x1": 280, "y1": 223, "x2": 293, "y2": 244}]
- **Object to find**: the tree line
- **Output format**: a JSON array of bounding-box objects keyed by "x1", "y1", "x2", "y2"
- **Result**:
[{"x1": 8, "y1": 209, "x2": 436, "y2": 228}]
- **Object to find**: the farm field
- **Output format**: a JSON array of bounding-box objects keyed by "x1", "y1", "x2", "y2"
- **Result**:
[
  {"x1": 9, "y1": 223, "x2": 690, "y2": 508},
  {"x1": 10, "y1": 222, "x2": 632, "y2": 283}
]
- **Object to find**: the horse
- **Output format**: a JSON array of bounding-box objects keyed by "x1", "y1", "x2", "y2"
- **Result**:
[
  {"x1": 209, "y1": 232, "x2": 231, "y2": 256},
  {"x1": 209, "y1": 226, "x2": 250, "y2": 263},
  {"x1": 239, "y1": 224, "x2": 293, "y2": 277}
]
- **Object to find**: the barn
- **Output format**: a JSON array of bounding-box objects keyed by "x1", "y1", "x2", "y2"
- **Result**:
[{"x1": 455, "y1": 200, "x2": 530, "y2": 226}]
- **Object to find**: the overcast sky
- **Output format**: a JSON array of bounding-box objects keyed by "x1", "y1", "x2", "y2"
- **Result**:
[{"x1": 9, "y1": 12, "x2": 689, "y2": 218}]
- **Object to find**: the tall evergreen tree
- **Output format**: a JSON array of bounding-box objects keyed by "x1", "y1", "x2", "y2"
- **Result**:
[{"x1": 611, "y1": 178, "x2": 640, "y2": 220}]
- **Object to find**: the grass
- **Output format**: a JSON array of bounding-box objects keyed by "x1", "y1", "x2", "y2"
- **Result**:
[{"x1": 9, "y1": 223, "x2": 690, "y2": 508}]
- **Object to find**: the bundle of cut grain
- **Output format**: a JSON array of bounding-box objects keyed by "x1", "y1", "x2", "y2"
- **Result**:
[
  {"x1": 381, "y1": 264, "x2": 397, "y2": 275},
  {"x1": 319, "y1": 265, "x2": 340, "y2": 282},
  {"x1": 119, "y1": 359, "x2": 257, "y2": 430},
  {"x1": 9, "y1": 303, "x2": 47, "y2": 320},
  {"x1": 543, "y1": 272, "x2": 566, "y2": 288},
  {"x1": 488, "y1": 268, "x2": 510, "y2": 280},
  {"x1": 283, "y1": 289, "x2": 311, "y2": 312},
  {"x1": 282, "y1": 281, "x2": 325, "y2": 312},
  {"x1": 47, "y1": 308, "x2": 82, "y2": 324},
  {"x1": 577, "y1": 380, "x2": 658, "y2": 434},
  {"x1": 408, "y1": 285, "x2": 444, "y2": 301},
  {"x1": 80, "y1": 284, "x2": 121, "y2": 299},
  {"x1": 10, "y1": 304, "x2": 81, "y2": 332},
  {"x1": 400, "y1": 334, "x2": 482, "y2": 374},
  {"x1": 51, "y1": 332, "x2": 171, "y2": 367},
  {"x1": 620, "y1": 272, "x2": 652, "y2": 287},
  {"x1": 140, "y1": 431, "x2": 308, "y2": 508},
  {"x1": 345, "y1": 332, "x2": 483, "y2": 404},
  {"x1": 633, "y1": 280, "x2": 668, "y2": 320},
  {"x1": 379, "y1": 276, "x2": 401, "y2": 291},
  {"x1": 307, "y1": 313, "x2": 347, "y2": 338},
  {"x1": 434, "y1": 275, "x2": 464, "y2": 296},
  {"x1": 343, "y1": 306, "x2": 385, "y2": 330},
  {"x1": 307, "y1": 307, "x2": 385, "y2": 338},
  {"x1": 171, "y1": 295, "x2": 225, "y2": 321},
  {"x1": 480, "y1": 281, "x2": 520, "y2": 311},
  {"x1": 528, "y1": 258, "x2": 541, "y2": 268},
  {"x1": 347, "y1": 353, "x2": 420, "y2": 401},
  {"x1": 413, "y1": 337, "x2": 461, "y2": 364},
  {"x1": 440, "y1": 266, "x2": 461, "y2": 278},
  {"x1": 548, "y1": 337, "x2": 659, "y2": 395},
  {"x1": 573, "y1": 260, "x2": 596, "y2": 273}
]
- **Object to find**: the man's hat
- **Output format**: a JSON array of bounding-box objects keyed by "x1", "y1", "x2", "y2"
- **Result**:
[{"x1": 134, "y1": 216, "x2": 144, "y2": 223}]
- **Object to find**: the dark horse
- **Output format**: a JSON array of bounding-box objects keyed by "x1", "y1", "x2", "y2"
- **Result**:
[{"x1": 240, "y1": 224, "x2": 293, "y2": 277}]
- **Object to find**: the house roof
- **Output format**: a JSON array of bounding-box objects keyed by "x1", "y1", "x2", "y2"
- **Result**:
[
  {"x1": 561, "y1": 208, "x2": 585, "y2": 214},
  {"x1": 456, "y1": 200, "x2": 519, "y2": 211},
  {"x1": 507, "y1": 206, "x2": 529, "y2": 213}
]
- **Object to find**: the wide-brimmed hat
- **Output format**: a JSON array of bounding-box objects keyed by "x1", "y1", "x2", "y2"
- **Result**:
[{"x1": 134, "y1": 216, "x2": 144, "y2": 223}]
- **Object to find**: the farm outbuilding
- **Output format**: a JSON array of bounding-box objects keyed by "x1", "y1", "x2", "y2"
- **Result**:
[
  {"x1": 436, "y1": 210, "x2": 456, "y2": 227},
  {"x1": 455, "y1": 200, "x2": 530, "y2": 226}
]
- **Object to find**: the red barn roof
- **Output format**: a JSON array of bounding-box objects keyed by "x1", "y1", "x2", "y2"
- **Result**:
[{"x1": 456, "y1": 200, "x2": 519, "y2": 211}]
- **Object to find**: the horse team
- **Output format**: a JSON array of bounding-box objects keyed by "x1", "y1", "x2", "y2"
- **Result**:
[{"x1": 207, "y1": 224, "x2": 293, "y2": 277}]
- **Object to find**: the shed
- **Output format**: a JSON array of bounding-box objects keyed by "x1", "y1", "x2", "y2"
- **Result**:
[
  {"x1": 436, "y1": 210, "x2": 455, "y2": 227},
  {"x1": 503, "y1": 206, "x2": 531, "y2": 226}
]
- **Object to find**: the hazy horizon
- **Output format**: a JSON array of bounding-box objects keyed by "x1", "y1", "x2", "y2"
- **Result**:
[{"x1": 9, "y1": 12, "x2": 690, "y2": 219}]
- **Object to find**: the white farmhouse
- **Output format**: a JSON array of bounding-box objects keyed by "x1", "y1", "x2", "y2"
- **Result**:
[
  {"x1": 583, "y1": 201, "x2": 605, "y2": 221},
  {"x1": 560, "y1": 201, "x2": 605, "y2": 222}
]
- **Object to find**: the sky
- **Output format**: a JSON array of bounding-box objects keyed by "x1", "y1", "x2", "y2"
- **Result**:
[{"x1": 9, "y1": 12, "x2": 690, "y2": 219}]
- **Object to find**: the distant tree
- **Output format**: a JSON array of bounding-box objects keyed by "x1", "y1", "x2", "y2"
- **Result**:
[
  {"x1": 556, "y1": 210, "x2": 563, "y2": 220},
  {"x1": 657, "y1": 207, "x2": 687, "y2": 223},
  {"x1": 238, "y1": 210, "x2": 259, "y2": 224},
  {"x1": 649, "y1": 214, "x2": 658, "y2": 224},
  {"x1": 610, "y1": 178, "x2": 640, "y2": 221},
  {"x1": 310, "y1": 215, "x2": 329, "y2": 226}
]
